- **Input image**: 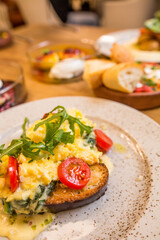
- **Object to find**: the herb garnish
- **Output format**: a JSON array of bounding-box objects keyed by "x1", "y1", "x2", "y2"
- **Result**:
[
  {"x1": 0, "y1": 106, "x2": 92, "y2": 162},
  {"x1": 21, "y1": 117, "x2": 30, "y2": 138},
  {"x1": 142, "y1": 77, "x2": 157, "y2": 87}
]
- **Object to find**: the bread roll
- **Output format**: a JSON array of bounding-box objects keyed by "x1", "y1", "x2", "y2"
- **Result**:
[
  {"x1": 102, "y1": 63, "x2": 143, "y2": 93},
  {"x1": 111, "y1": 43, "x2": 134, "y2": 63},
  {"x1": 83, "y1": 59, "x2": 115, "y2": 89}
]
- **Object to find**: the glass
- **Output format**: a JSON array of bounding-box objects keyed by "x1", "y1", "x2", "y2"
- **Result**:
[
  {"x1": 0, "y1": 61, "x2": 27, "y2": 112},
  {"x1": 27, "y1": 40, "x2": 95, "y2": 84}
]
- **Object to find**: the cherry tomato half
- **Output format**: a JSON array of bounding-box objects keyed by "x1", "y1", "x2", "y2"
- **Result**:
[
  {"x1": 94, "y1": 129, "x2": 113, "y2": 152},
  {"x1": 42, "y1": 112, "x2": 55, "y2": 119},
  {"x1": 58, "y1": 157, "x2": 91, "y2": 190},
  {"x1": 8, "y1": 156, "x2": 19, "y2": 193},
  {"x1": 140, "y1": 28, "x2": 153, "y2": 35},
  {"x1": 141, "y1": 62, "x2": 159, "y2": 69},
  {"x1": 134, "y1": 85, "x2": 153, "y2": 93}
]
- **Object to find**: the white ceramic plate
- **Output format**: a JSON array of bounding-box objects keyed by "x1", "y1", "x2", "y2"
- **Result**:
[
  {"x1": 0, "y1": 96, "x2": 160, "y2": 240},
  {"x1": 95, "y1": 29, "x2": 160, "y2": 62},
  {"x1": 95, "y1": 29, "x2": 139, "y2": 56}
]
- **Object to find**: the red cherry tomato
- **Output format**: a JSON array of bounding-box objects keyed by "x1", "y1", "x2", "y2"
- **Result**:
[
  {"x1": 140, "y1": 28, "x2": 153, "y2": 35},
  {"x1": 143, "y1": 85, "x2": 153, "y2": 92},
  {"x1": 141, "y1": 62, "x2": 158, "y2": 68},
  {"x1": 134, "y1": 85, "x2": 153, "y2": 93},
  {"x1": 58, "y1": 157, "x2": 91, "y2": 190},
  {"x1": 8, "y1": 156, "x2": 19, "y2": 193},
  {"x1": 42, "y1": 112, "x2": 55, "y2": 119},
  {"x1": 96, "y1": 145, "x2": 106, "y2": 154},
  {"x1": 64, "y1": 48, "x2": 81, "y2": 55},
  {"x1": 94, "y1": 129, "x2": 113, "y2": 152},
  {"x1": 42, "y1": 113, "x2": 49, "y2": 119},
  {"x1": 134, "y1": 86, "x2": 144, "y2": 93}
]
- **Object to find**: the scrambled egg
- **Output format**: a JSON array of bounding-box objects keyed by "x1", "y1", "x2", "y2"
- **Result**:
[{"x1": 0, "y1": 109, "x2": 102, "y2": 202}]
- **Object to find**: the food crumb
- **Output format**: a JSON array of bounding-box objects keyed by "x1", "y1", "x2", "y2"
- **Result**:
[
  {"x1": 114, "y1": 143, "x2": 127, "y2": 153},
  {"x1": 126, "y1": 154, "x2": 131, "y2": 159},
  {"x1": 136, "y1": 175, "x2": 144, "y2": 182}
]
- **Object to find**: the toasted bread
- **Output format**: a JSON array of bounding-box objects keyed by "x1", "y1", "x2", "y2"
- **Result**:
[
  {"x1": 83, "y1": 59, "x2": 115, "y2": 89},
  {"x1": 102, "y1": 63, "x2": 143, "y2": 93},
  {"x1": 46, "y1": 163, "x2": 109, "y2": 213},
  {"x1": 110, "y1": 43, "x2": 134, "y2": 63}
]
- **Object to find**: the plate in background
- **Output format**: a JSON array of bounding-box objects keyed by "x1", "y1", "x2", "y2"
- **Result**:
[
  {"x1": 27, "y1": 41, "x2": 95, "y2": 84},
  {"x1": 95, "y1": 29, "x2": 160, "y2": 63},
  {"x1": 93, "y1": 85, "x2": 160, "y2": 110}
]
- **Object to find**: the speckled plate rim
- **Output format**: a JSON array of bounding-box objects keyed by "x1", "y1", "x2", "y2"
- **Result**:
[{"x1": 0, "y1": 96, "x2": 160, "y2": 239}]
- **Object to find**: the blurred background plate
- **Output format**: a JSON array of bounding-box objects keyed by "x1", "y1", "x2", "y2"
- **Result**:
[
  {"x1": 95, "y1": 29, "x2": 139, "y2": 57},
  {"x1": 95, "y1": 29, "x2": 160, "y2": 63},
  {"x1": 27, "y1": 40, "x2": 95, "y2": 84}
]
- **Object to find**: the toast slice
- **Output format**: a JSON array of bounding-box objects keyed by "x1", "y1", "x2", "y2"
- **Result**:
[
  {"x1": 83, "y1": 59, "x2": 115, "y2": 89},
  {"x1": 46, "y1": 163, "x2": 109, "y2": 213},
  {"x1": 102, "y1": 63, "x2": 143, "y2": 93}
]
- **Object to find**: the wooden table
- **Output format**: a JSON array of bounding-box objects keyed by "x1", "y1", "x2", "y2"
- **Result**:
[{"x1": 1, "y1": 24, "x2": 160, "y2": 124}]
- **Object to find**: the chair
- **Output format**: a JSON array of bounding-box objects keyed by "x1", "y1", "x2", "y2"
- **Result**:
[
  {"x1": 14, "y1": 0, "x2": 61, "y2": 25},
  {"x1": 101, "y1": 0, "x2": 157, "y2": 29}
]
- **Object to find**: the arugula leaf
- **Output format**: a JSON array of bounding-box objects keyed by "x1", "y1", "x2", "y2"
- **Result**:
[
  {"x1": 0, "y1": 106, "x2": 93, "y2": 163},
  {"x1": 21, "y1": 140, "x2": 50, "y2": 160},
  {"x1": 2, "y1": 200, "x2": 11, "y2": 214},
  {"x1": 53, "y1": 129, "x2": 64, "y2": 142},
  {"x1": 35, "y1": 200, "x2": 45, "y2": 211},
  {"x1": 0, "y1": 144, "x2": 5, "y2": 153},
  {"x1": 0, "y1": 144, "x2": 5, "y2": 161},
  {"x1": 26, "y1": 141, "x2": 54, "y2": 158},
  {"x1": 53, "y1": 129, "x2": 74, "y2": 145},
  {"x1": 68, "y1": 115, "x2": 92, "y2": 136},
  {"x1": 29, "y1": 142, "x2": 48, "y2": 150},
  {"x1": 46, "y1": 180, "x2": 55, "y2": 196},
  {"x1": 0, "y1": 139, "x2": 23, "y2": 159},
  {"x1": 33, "y1": 185, "x2": 45, "y2": 203},
  {"x1": 142, "y1": 77, "x2": 157, "y2": 87},
  {"x1": 21, "y1": 117, "x2": 29, "y2": 138},
  {"x1": 13, "y1": 199, "x2": 31, "y2": 208},
  {"x1": 44, "y1": 123, "x2": 55, "y2": 143},
  {"x1": 34, "y1": 106, "x2": 68, "y2": 131},
  {"x1": 61, "y1": 131, "x2": 74, "y2": 144}
]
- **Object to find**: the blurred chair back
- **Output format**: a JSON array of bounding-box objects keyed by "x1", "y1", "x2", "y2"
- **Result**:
[
  {"x1": 101, "y1": 0, "x2": 157, "y2": 29},
  {"x1": 14, "y1": 0, "x2": 61, "y2": 25}
]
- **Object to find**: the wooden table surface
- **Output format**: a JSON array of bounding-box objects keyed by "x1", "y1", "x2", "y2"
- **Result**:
[{"x1": 1, "y1": 24, "x2": 160, "y2": 124}]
